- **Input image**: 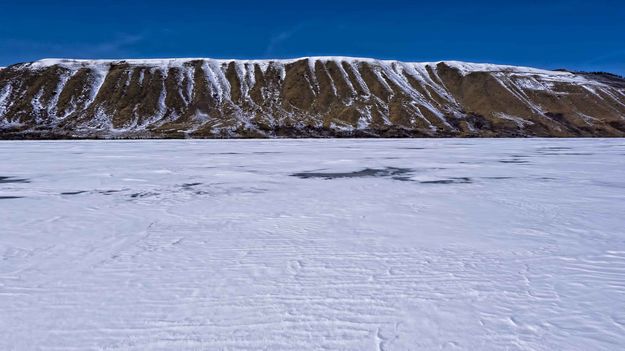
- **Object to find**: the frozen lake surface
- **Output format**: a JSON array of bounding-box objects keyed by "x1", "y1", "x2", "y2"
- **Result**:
[{"x1": 1, "y1": 139, "x2": 624, "y2": 350}]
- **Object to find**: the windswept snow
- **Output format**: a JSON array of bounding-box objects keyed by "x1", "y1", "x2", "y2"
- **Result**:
[
  {"x1": 20, "y1": 57, "x2": 591, "y2": 86},
  {"x1": 442, "y1": 61, "x2": 559, "y2": 76},
  {"x1": 1, "y1": 139, "x2": 625, "y2": 350}
]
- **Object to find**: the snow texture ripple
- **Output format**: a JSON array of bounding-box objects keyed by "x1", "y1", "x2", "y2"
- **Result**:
[{"x1": 1, "y1": 139, "x2": 624, "y2": 350}]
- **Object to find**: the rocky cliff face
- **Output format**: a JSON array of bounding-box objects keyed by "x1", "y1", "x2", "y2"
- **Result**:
[{"x1": 1, "y1": 57, "x2": 624, "y2": 138}]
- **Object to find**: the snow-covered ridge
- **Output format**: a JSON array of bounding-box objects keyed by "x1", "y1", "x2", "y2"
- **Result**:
[
  {"x1": 19, "y1": 57, "x2": 574, "y2": 78},
  {"x1": 2, "y1": 55, "x2": 623, "y2": 138}
]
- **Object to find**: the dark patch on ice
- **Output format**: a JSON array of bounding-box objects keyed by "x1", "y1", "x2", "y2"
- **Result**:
[
  {"x1": 291, "y1": 167, "x2": 414, "y2": 181},
  {"x1": 130, "y1": 192, "x2": 159, "y2": 199},
  {"x1": 420, "y1": 177, "x2": 472, "y2": 184},
  {"x1": 0, "y1": 196, "x2": 23, "y2": 199},
  {"x1": 538, "y1": 147, "x2": 573, "y2": 151},
  {"x1": 181, "y1": 182, "x2": 202, "y2": 188},
  {"x1": 99, "y1": 190, "x2": 124, "y2": 195},
  {"x1": 61, "y1": 191, "x2": 87, "y2": 195},
  {"x1": 392, "y1": 176, "x2": 414, "y2": 182},
  {"x1": 499, "y1": 159, "x2": 530, "y2": 164},
  {"x1": 192, "y1": 186, "x2": 267, "y2": 196},
  {"x1": 539, "y1": 152, "x2": 594, "y2": 156},
  {"x1": 482, "y1": 176, "x2": 514, "y2": 180},
  {"x1": 535, "y1": 147, "x2": 594, "y2": 156},
  {"x1": 0, "y1": 176, "x2": 30, "y2": 184},
  {"x1": 200, "y1": 152, "x2": 242, "y2": 155},
  {"x1": 398, "y1": 147, "x2": 427, "y2": 150},
  {"x1": 537, "y1": 177, "x2": 557, "y2": 181}
]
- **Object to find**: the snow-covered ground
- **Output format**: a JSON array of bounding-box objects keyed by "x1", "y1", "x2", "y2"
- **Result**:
[{"x1": 1, "y1": 139, "x2": 624, "y2": 350}]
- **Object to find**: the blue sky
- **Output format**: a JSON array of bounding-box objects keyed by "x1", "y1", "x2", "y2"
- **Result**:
[{"x1": 1, "y1": 0, "x2": 623, "y2": 74}]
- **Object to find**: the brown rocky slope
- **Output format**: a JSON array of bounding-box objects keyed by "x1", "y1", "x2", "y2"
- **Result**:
[{"x1": 0, "y1": 57, "x2": 624, "y2": 138}]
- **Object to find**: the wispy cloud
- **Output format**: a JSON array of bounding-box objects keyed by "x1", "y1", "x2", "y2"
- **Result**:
[
  {"x1": 89, "y1": 33, "x2": 145, "y2": 56},
  {"x1": 264, "y1": 24, "x2": 308, "y2": 58},
  {"x1": 0, "y1": 32, "x2": 146, "y2": 63}
]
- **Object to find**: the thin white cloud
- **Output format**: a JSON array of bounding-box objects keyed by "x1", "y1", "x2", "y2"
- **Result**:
[
  {"x1": 90, "y1": 33, "x2": 145, "y2": 55},
  {"x1": 0, "y1": 32, "x2": 145, "y2": 62},
  {"x1": 264, "y1": 24, "x2": 308, "y2": 57}
]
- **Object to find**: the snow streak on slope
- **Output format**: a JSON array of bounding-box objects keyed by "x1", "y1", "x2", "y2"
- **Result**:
[
  {"x1": 1, "y1": 139, "x2": 625, "y2": 350},
  {"x1": 3, "y1": 56, "x2": 624, "y2": 138},
  {"x1": 0, "y1": 84, "x2": 12, "y2": 119}
]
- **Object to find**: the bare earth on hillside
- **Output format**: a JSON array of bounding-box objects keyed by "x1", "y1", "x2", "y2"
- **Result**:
[{"x1": 2, "y1": 58, "x2": 625, "y2": 138}]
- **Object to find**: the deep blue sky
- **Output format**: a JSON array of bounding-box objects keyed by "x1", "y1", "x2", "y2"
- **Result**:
[{"x1": 1, "y1": 0, "x2": 623, "y2": 74}]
